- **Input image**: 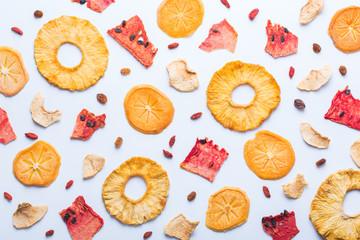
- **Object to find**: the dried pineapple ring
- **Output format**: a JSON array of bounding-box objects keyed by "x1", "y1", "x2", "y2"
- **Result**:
[
  {"x1": 207, "y1": 61, "x2": 280, "y2": 132},
  {"x1": 310, "y1": 169, "x2": 360, "y2": 239},
  {"x1": 102, "y1": 157, "x2": 170, "y2": 225},
  {"x1": 34, "y1": 16, "x2": 109, "y2": 91}
]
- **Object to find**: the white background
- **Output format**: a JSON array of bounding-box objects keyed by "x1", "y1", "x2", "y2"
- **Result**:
[{"x1": 1, "y1": 0, "x2": 360, "y2": 239}]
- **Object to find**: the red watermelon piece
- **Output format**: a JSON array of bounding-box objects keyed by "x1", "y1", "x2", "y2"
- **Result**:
[
  {"x1": 324, "y1": 86, "x2": 360, "y2": 130},
  {"x1": 180, "y1": 138, "x2": 229, "y2": 182},
  {"x1": 60, "y1": 196, "x2": 104, "y2": 240},
  {"x1": 71, "y1": 0, "x2": 115, "y2": 13},
  {"x1": 262, "y1": 210, "x2": 299, "y2": 240},
  {"x1": 108, "y1": 15, "x2": 158, "y2": 68},
  {"x1": 71, "y1": 109, "x2": 106, "y2": 140},
  {"x1": 199, "y1": 19, "x2": 238, "y2": 53},
  {"x1": 265, "y1": 20, "x2": 298, "y2": 58},
  {"x1": 0, "y1": 108, "x2": 16, "y2": 144}
]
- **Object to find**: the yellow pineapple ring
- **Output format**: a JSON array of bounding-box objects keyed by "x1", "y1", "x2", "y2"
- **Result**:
[
  {"x1": 206, "y1": 186, "x2": 250, "y2": 232},
  {"x1": 13, "y1": 141, "x2": 61, "y2": 187},
  {"x1": 102, "y1": 157, "x2": 170, "y2": 225},
  {"x1": 207, "y1": 61, "x2": 280, "y2": 132},
  {"x1": 310, "y1": 170, "x2": 360, "y2": 239},
  {"x1": 34, "y1": 16, "x2": 109, "y2": 91}
]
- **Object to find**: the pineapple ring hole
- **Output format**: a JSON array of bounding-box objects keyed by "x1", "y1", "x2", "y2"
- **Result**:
[
  {"x1": 124, "y1": 176, "x2": 148, "y2": 201},
  {"x1": 231, "y1": 84, "x2": 255, "y2": 106},
  {"x1": 57, "y1": 43, "x2": 83, "y2": 68},
  {"x1": 343, "y1": 190, "x2": 360, "y2": 217}
]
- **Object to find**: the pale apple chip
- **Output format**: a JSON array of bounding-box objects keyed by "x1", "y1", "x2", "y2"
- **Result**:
[
  {"x1": 300, "y1": 123, "x2": 330, "y2": 148},
  {"x1": 297, "y1": 65, "x2": 332, "y2": 91},
  {"x1": 31, "y1": 92, "x2": 62, "y2": 127},
  {"x1": 167, "y1": 59, "x2": 199, "y2": 92},
  {"x1": 13, "y1": 203, "x2": 48, "y2": 229},
  {"x1": 83, "y1": 154, "x2": 105, "y2": 179},
  {"x1": 350, "y1": 138, "x2": 360, "y2": 168},
  {"x1": 300, "y1": 0, "x2": 324, "y2": 24},
  {"x1": 283, "y1": 174, "x2": 308, "y2": 199},
  {"x1": 164, "y1": 214, "x2": 199, "y2": 240}
]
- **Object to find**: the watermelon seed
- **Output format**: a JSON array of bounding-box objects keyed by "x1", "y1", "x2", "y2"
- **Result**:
[
  {"x1": 264, "y1": 222, "x2": 270, "y2": 227},
  {"x1": 209, "y1": 162, "x2": 214, "y2": 167},
  {"x1": 144, "y1": 42, "x2": 149, "y2": 48},
  {"x1": 345, "y1": 89, "x2": 351, "y2": 95},
  {"x1": 281, "y1": 36, "x2": 285, "y2": 42},
  {"x1": 122, "y1": 20, "x2": 126, "y2": 27},
  {"x1": 340, "y1": 111, "x2": 345, "y2": 117},
  {"x1": 130, "y1": 34, "x2": 136, "y2": 41},
  {"x1": 138, "y1": 40, "x2": 144, "y2": 45},
  {"x1": 80, "y1": 0, "x2": 86, "y2": 4},
  {"x1": 212, "y1": 28, "x2": 218, "y2": 33},
  {"x1": 63, "y1": 213, "x2": 71, "y2": 222},
  {"x1": 86, "y1": 120, "x2": 92, "y2": 127},
  {"x1": 271, "y1": 36, "x2": 275, "y2": 41},
  {"x1": 115, "y1": 28, "x2": 122, "y2": 33},
  {"x1": 80, "y1": 114, "x2": 85, "y2": 121},
  {"x1": 262, "y1": 217, "x2": 265, "y2": 223},
  {"x1": 284, "y1": 210, "x2": 289, "y2": 216},
  {"x1": 271, "y1": 219, "x2": 277, "y2": 227},
  {"x1": 284, "y1": 28, "x2": 289, "y2": 33},
  {"x1": 71, "y1": 217, "x2": 76, "y2": 224}
]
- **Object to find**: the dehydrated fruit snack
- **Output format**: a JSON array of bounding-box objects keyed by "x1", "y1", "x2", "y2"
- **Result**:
[
  {"x1": 157, "y1": 0, "x2": 204, "y2": 38},
  {"x1": 71, "y1": 0, "x2": 114, "y2": 13},
  {"x1": 297, "y1": 65, "x2": 332, "y2": 91},
  {"x1": 206, "y1": 186, "x2": 250, "y2": 232},
  {"x1": 300, "y1": 0, "x2": 324, "y2": 24},
  {"x1": 300, "y1": 123, "x2": 330, "y2": 148},
  {"x1": 164, "y1": 214, "x2": 199, "y2": 240},
  {"x1": 244, "y1": 130, "x2": 295, "y2": 180},
  {"x1": 265, "y1": 20, "x2": 298, "y2": 58},
  {"x1": 13, "y1": 203, "x2": 48, "y2": 229},
  {"x1": 71, "y1": 109, "x2": 106, "y2": 140},
  {"x1": 350, "y1": 137, "x2": 360, "y2": 167},
  {"x1": 282, "y1": 174, "x2": 308, "y2": 199},
  {"x1": 199, "y1": 19, "x2": 238, "y2": 53},
  {"x1": 83, "y1": 154, "x2": 105, "y2": 179},
  {"x1": 262, "y1": 210, "x2": 299, "y2": 240},
  {"x1": 207, "y1": 61, "x2": 280, "y2": 132},
  {"x1": 60, "y1": 196, "x2": 103, "y2": 240},
  {"x1": 324, "y1": 86, "x2": 360, "y2": 131},
  {"x1": 31, "y1": 92, "x2": 62, "y2": 128},
  {"x1": 310, "y1": 170, "x2": 360, "y2": 239},
  {"x1": 124, "y1": 85, "x2": 174, "y2": 134},
  {"x1": 0, "y1": 46, "x2": 29, "y2": 96},
  {"x1": 102, "y1": 157, "x2": 169, "y2": 225},
  {"x1": 167, "y1": 59, "x2": 199, "y2": 92},
  {"x1": 180, "y1": 138, "x2": 229, "y2": 182},
  {"x1": 13, "y1": 141, "x2": 61, "y2": 186},
  {"x1": 0, "y1": 107, "x2": 16, "y2": 144},
  {"x1": 108, "y1": 16, "x2": 157, "y2": 68},
  {"x1": 34, "y1": 16, "x2": 109, "y2": 91},
  {"x1": 328, "y1": 6, "x2": 360, "y2": 53}
]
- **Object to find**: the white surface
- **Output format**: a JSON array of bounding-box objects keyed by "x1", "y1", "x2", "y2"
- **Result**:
[{"x1": 1, "y1": 0, "x2": 360, "y2": 239}]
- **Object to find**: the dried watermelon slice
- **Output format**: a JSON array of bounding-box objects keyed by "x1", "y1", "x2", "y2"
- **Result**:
[
  {"x1": 71, "y1": 109, "x2": 106, "y2": 140},
  {"x1": 324, "y1": 86, "x2": 360, "y2": 130},
  {"x1": 0, "y1": 108, "x2": 16, "y2": 144},
  {"x1": 262, "y1": 210, "x2": 299, "y2": 240},
  {"x1": 265, "y1": 20, "x2": 298, "y2": 58},
  {"x1": 180, "y1": 138, "x2": 229, "y2": 182},
  {"x1": 60, "y1": 196, "x2": 104, "y2": 240},
  {"x1": 199, "y1": 19, "x2": 238, "y2": 53},
  {"x1": 108, "y1": 15, "x2": 158, "y2": 68},
  {"x1": 71, "y1": 0, "x2": 115, "y2": 13}
]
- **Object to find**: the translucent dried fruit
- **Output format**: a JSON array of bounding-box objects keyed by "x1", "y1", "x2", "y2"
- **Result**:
[
  {"x1": 167, "y1": 59, "x2": 199, "y2": 92},
  {"x1": 83, "y1": 154, "x2": 105, "y2": 179},
  {"x1": 13, "y1": 203, "x2": 48, "y2": 229},
  {"x1": 300, "y1": 0, "x2": 324, "y2": 24},
  {"x1": 282, "y1": 174, "x2": 308, "y2": 199},
  {"x1": 300, "y1": 123, "x2": 330, "y2": 148},
  {"x1": 31, "y1": 92, "x2": 62, "y2": 128},
  {"x1": 0, "y1": 107, "x2": 16, "y2": 144},
  {"x1": 206, "y1": 186, "x2": 250, "y2": 232},
  {"x1": 164, "y1": 214, "x2": 199, "y2": 240},
  {"x1": 297, "y1": 65, "x2": 331, "y2": 91}
]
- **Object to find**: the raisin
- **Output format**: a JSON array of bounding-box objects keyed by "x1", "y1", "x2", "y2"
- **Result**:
[
  {"x1": 187, "y1": 191, "x2": 196, "y2": 201},
  {"x1": 289, "y1": 66, "x2": 295, "y2": 78},
  {"x1": 316, "y1": 158, "x2": 326, "y2": 166},
  {"x1": 263, "y1": 186, "x2": 271, "y2": 198},
  {"x1": 86, "y1": 120, "x2": 92, "y2": 127},
  {"x1": 130, "y1": 34, "x2": 136, "y2": 41},
  {"x1": 115, "y1": 137, "x2": 123, "y2": 148},
  {"x1": 169, "y1": 135, "x2": 175, "y2": 147},
  {"x1": 65, "y1": 180, "x2": 73, "y2": 189},
  {"x1": 143, "y1": 231, "x2": 152, "y2": 239},
  {"x1": 340, "y1": 111, "x2": 345, "y2": 117},
  {"x1": 168, "y1": 43, "x2": 179, "y2": 49},
  {"x1": 34, "y1": 10, "x2": 43, "y2": 18},
  {"x1": 122, "y1": 20, "x2": 126, "y2": 27},
  {"x1": 97, "y1": 93, "x2": 107, "y2": 104},
  {"x1": 25, "y1": 132, "x2": 38, "y2": 140},
  {"x1": 190, "y1": 112, "x2": 202, "y2": 120},
  {"x1": 294, "y1": 99, "x2": 305, "y2": 110},
  {"x1": 163, "y1": 150, "x2": 173, "y2": 159},
  {"x1": 45, "y1": 230, "x2": 54, "y2": 236},
  {"x1": 71, "y1": 217, "x2": 76, "y2": 224},
  {"x1": 248, "y1": 8, "x2": 259, "y2": 20},
  {"x1": 346, "y1": 89, "x2": 351, "y2": 95},
  {"x1": 339, "y1": 66, "x2": 347, "y2": 76},
  {"x1": 220, "y1": 0, "x2": 230, "y2": 8},
  {"x1": 115, "y1": 28, "x2": 122, "y2": 33},
  {"x1": 121, "y1": 68, "x2": 131, "y2": 75},
  {"x1": 280, "y1": 36, "x2": 285, "y2": 42},
  {"x1": 4, "y1": 192, "x2": 12, "y2": 201},
  {"x1": 63, "y1": 213, "x2": 71, "y2": 222},
  {"x1": 313, "y1": 43, "x2": 321, "y2": 53},
  {"x1": 271, "y1": 219, "x2": 277, "y2": 227},
  {"x1": 80, "y1": 114, "x2": 85, "y2": 121}
]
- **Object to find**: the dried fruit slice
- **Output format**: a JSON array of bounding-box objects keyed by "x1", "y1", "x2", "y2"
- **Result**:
[
  {"x1": 34, "y1": 16, "x2": 109, "y2": 91},
  {"x1": 0, "y1": 46, "x2": 29, "y2": 96},
  {"x1": 297, "y1": 65, "x2": 332, "y2": 91},
  {"x1": 164, "y1": 214, "x2": 199, "y2": 240},
  {"x1": 206, "y1": 187, "x2": 250, "y2": 232},
  {"x1": 157, "y1": 0, "x2": 204, "y2": 38},
  {"x1": 71, "y1": 109, "x2": 106, "y2": 140},
  {"x1": 300, "y1": 0, "x2": 324, "y2": 24},
  {"x1": 282, "y1": 174, "x2": 308, "y2": 199},
  {"x1": 13, "y1": 141, "x2": 61, "y2": 186},
  {"x1": 124, "y1": 84, "x2": 174, "y2": 134},
  {"x1": 108, "y1": 16, "x2": 157, "y2": 68},
  {"x1": 244, "y1": 130, "x2": 295, "y2": 180},
  {"x1": 324, "y1": 86, "x2": 360, "y2": 130},
  {"x1": 262, "y1": 210, "x2": 299, "y2": 240},
  {"x1": 102, "y1": 157, "x2": 169, "y2": 225},
  {"x1": 310, "y1": 170, "x2": 360, "y2": 239},
  {"x1": 13, "y1": 203, "x2": 48, "y2": 229},
  {"x1": 328, "y1": 6, "x2": 360, "y2": 53},
  {"x1": 71, "y1": 0, "x2": 115, "y2": 13},
  {"x1": 0, "y1": 107, "x2": 16, "y2": 144},
  {"x1": 30, "y1": 92, "x2": 62, "y2": 128},
  {"x1": 265, "y1": 20, "x2": 298, "y2": 58},
  {"x1": 199, "y1": 19, "x2": 238, "y2": 53},
  {"x1": 83, "y1": 154, "x2": 105, "y2": 179},
  {"x1": 300, "y1": 123, "x2": 330, "y2": 148},
  {"x1": 350, "y1": 137, "x2": 360, "y2": 167},
  {"x1": 167, "y1": 59, "x2": 198, "y2": 92},
  {"x1": 60, "y1": 196, "x2": 103, "y2": 240},
  {"x1": 180, "y1": 138, "x2": 229, "y2": 182},
  {"x1": 207, "y1": 61, "x2": 280, "y2": 132}
]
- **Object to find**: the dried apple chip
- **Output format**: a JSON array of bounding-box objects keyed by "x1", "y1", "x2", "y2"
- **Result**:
[
  {"x1": 282, "y1": 174, "x2": 308, "y2": 199},
  {"x1": 13, "y1": 203, "x2": 48, "y2": 229},
  {"x1": 31, "y1": 92, "x2": 62, "y2": 128},
  {"x1": 297, "y1": 65, "x2": 332, "y2": 91},
  {"x1": 83, "y1": 154, "x2": 105, "y2": 179},
  {"x1": 300, "y1": 123, "x2": 330, "y2": 148},
  {"x1": 350, "y1": 138, "x2": 360, "y2": 168},
  {"x1": 164, "y1": 214, "x2": 199, "y2": 240},
  {"x1": 300, "y1": 0, "x2": 324, "y2": 24},
  {"x1": 167, "y1": 59, "x2": 199, "y2": 92}
]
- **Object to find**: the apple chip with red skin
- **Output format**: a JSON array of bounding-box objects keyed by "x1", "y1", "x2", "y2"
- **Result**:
[
  {"x1": 71, "y1": 109, "x2": 106, "y2": 140},
  {"x1": 71, "y1": 0, "x2": 115, "y2": 13},
  {"x1": 0, "y1": 107, "x2": 16, "y2": 144},
  {"x1": 180, "y1": 138, "x2": 229, "y2": 182},
  {"x1": 262, "y1": 210, "x2": 300, "y2": 240}
]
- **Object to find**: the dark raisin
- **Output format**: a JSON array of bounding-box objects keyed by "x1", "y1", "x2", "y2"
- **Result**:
[
  {"x1": 284, "y1": 210, "x2": 289, "y2": 216},
  {"x1": 64, "y1": 213, "x2": 71, "y2": 222},
  {"x1": 264, "y1": 222, "x2": 270, "y2": 227},
  {"x1": 284, "y1": 28, "x2": 289, "y2": 33},
  {"x1": 261, "y1": 217, "x2": 265, "y2": 223},
  {"x1": 115, "y1": 28, "x2": 122, "y2": 33},
  {"x1": 345, "y1": 89, "x2": 351, "y2": 95},
  {"x1": 212, "y1": 28, "x2": 218, "y2": 33},
  {"x1": 199, "y1": 139, "x2": 207, "y2": 144},
  {"x1": 137, "y1": 40, "x2": 144, "y2": 45},
  {"x1": 271, "y1": 35, "x2": 275, "y2": 42},
  {"x1": 71, "y1": 217, "x2": 76, "y2": 224},
  {"x1": 313, "y1": 43, "x2": 321, "y2": 53},
  {"x1": 122, "y1": 20, "x2": 126, "y2": 27},
  {"x1": 144, "y1": 42, "x2": 149, "y2": 48},
  {"x1": 340, "y1": 111, "x2": 345, "y2": 117},
  {"x1": 281, "y1": 36, "x2": 285, "y2": 42},
  {"x1": 86, "y1": 120, "x2": 92, "y2": 127},
  {"x1": 80, "y1": 0, "x2": 86, "y2": 4},
  {"x1": 34, "y1": 10, "x2": 43, "y2": 18},
  {"x1": 339, "y1": 66, "x2": 347, "y2": 76},
  {"x1": 316, "y1": 158, "x2": 326, "y2": 166},
  {"x1": 294, "y1": 99, "x2": 305, "y2": 110},
  {"x1": 271, "y1": 219, "x2": 277, "y2": 227},
  {"x1": 130, "y1": 34, "x2": 136, "y2": 41},
  {"x1": 80, "y1": 114, "x2": 85, "y2": 121}
]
